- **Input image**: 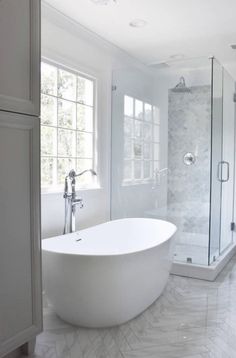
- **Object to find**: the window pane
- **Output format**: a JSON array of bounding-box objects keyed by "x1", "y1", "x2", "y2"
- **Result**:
[
  {"x1": 133, "y1": 140, "x2": 142, "y2": 158},
  {"x1": 124, "y1": 160, "x2": 133, "y2": 181},
  {"x1": 77, "y1": 132, "x2": 93, "y2": 158},
  {"x1": 143, "y1": 143, "x2": 151, "y2": 159},
  {"x1": 135, "y1": 100, "x2": 143, "y2": 119},
  {"x1": 77, "y1": 77, "x2": 94, "y2": 106},
  {"x1": 57, "y1": 158, "x2": 76, "y2": 185},
  {"x1": 134, "y1": 120, "x2": 143, "y2": 139},
  {"x1": 154, "y1": 161, "x2": 160, "y2": 171},
  {"x1": 124, "y1": 117, "x2": 133, "y2": 137},
  {"x1": 154, "y1": 144, "x2": 160, "y2": 161},
  {"x1": 76, "y1": 159, "x2": 94, "y2": 186},
  {"x1": 58, "y1": 99, "x2": 76, "y2": 129},
  {"x1": 58, "y1": 129, "x2": 76, "y2": 157},
  {"x1": 41, "y1": 126, "x2": 57, "y2": 156},
  {"x1": 124, "y1": 96, "x2": 134, "y2": 117},
  {"x1": 77, "y1": 104, "x2": 93, "y2": 132},
  {"x1": 143, "y1": 123, "x2": 152, "y2": 141},
  {"x1": 144, "y1": 161, "x2": 151, "y2": 178},
  {"x1": 124, "y1": 138, "x2": 132, "y2": 159},
  {"x1": 154, "y1": 124, "x2": 160, "y2": 143},
  {"x1": 134, "y1": 161, "x2": 142, "y2": 179},
  {"x1": 41, "y1": 94, "x2": 57, "y2": 126},
  {"x1": 153, "y1": 106, "x2": 160, "y2": 124},
  {"x1": 58, "y1": 69, "x2": 76, "y2": 101},
  {"x1": 41, "y1": 62, "x2": 57, "y2": 96},
  {"x1": 144, "y1": 103, "x2": 152, "y2": 122},
  {"x1": 41, "y1": 157, "x2": 55, "y2": 187}
]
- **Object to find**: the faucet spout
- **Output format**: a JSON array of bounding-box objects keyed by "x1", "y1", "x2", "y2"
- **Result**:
[{"x1": 63, "y1": 169, "x2": 97, "y2": 234}]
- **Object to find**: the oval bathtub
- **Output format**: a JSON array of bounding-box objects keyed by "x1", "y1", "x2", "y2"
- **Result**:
[{"x1": 42, "y1": 218, "x2": 176, "y2": 328}]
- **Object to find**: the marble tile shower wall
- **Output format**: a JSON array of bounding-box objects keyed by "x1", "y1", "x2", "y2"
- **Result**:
[{"x1": 168, "y1": 85, "x2": 211, "y2": 247}]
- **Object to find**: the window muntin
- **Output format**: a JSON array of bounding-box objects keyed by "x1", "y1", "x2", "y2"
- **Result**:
[
  {"x1": 41, "y1": 61, "x2": 96, "y2": 190},
  {"x1": 123, "y1": 95, "x2": 160, "y2": 184}
]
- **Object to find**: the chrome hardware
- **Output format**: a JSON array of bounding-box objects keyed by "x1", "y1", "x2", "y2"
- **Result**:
[
  {"x1": 183, "y1": 152, "x2": 196, "y2": 166},
  {"x1": 152, "y1": 167, "x2": 169, "y2": 189},
  {"x1": 217, "y1": 161, "x2": 229, "y2": 183},
  {"x1": 63, "y1": 169, "x2": 97, "y2": 234}
]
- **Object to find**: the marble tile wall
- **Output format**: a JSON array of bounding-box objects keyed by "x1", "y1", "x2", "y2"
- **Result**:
[{"x1": 168, "y1": 85, "x2": 211, "y2": 257}]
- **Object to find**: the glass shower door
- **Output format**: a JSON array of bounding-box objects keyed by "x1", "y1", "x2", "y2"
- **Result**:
[{"x1": 209, "y1": 59, "x2": 235, "y2": 264}]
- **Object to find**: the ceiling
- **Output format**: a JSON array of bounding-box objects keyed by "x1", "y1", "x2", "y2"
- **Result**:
[{"x1": 44, "y1": 0, "x2": 236, "y2": 76}]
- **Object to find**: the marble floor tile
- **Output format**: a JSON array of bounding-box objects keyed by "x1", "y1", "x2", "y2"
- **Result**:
[{"x1": 35, "y1": 255, "x2": 236, "y2": 358}]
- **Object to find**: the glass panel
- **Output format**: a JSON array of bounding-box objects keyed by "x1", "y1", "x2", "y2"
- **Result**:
[
  {"x1": 143, "y1": 142, "x2": 151, "y2": 159},
  {"x1": 77, "y1": 132, "x2": 93, "y2": 158},
  {"x1": 41, "y1": 94, "x2": 57, "y2": 126},
  {"x1": 153, "y1": 124, "x2": 160, "y2": 143},
  {"x1": 58, "y1": 99, "x2": 76, "y2": 129},
  {"x1": 41, "y1": 157, "x2": 55, "y2": 187},
  {"x1": 143, "y1": 123, "x2": 152, "y2": 141},
  {"x1": 134, "y1": 161, "x2": 142, "y2": 179},
  {"x1": 134, "y1": 120, "x2": 143, "y2": 139},
  {"x1": 77, "y1": 76, "x2": 94, "y2": 106},
  {"x1": 124, "y1": 117, "x2": 133, "y2": 137},
  {"x1": 76, "y1": 158, "x2": 94, "y2": 186},
  {"x1": 143, "y1": 161, "x2": 151, "y2": 178},
  {"x1": 123, "y1": 160, "x2": 133, "y2": 181},
  {"x1": 153, "y1": 106, "x2": 160, "y2": 124},
  {"x1": 135, "y1": 99, "x2": 143, "y2": 119},
  {"x1": 58, "y1": 69, "x2": 76, "y2": 101},
  {"x1": 124, "y1": 138, "x2": 132, "y2": 159},
  {"x1": 58, "y1": 129, "x2": 76, "y2": 157},
  {"x1": 209, "y1": 59, "x2": 223, "y2": 264},
  {"x1": 133, "y1": 140, "x2": 142, "y2": 158},
  {"x1": 77, "y1": 104, "x2": 93, "y2": 132},
  {"x1": 144, "y1": 103, "x2": 152, "y2": 122},
  {"x1": 41, "y1": 126, "x2": 57, "y2": 156},
  {"x1": 124, "y1": 96, "x2": 134, "y2": 117},
  {"x1": 57, "y1": 158, "x2": 76, "y2": 185},
  {"x1": 219, "y1": 69, "x2": 235, "y2": 253},
  {"x1": 41, "y1": 62, "x2": 57, "y2": 96}
]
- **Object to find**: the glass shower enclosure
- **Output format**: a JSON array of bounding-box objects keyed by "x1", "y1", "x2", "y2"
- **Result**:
[{"x1": 111, "y1": 57, "x2": 235, "y2": 267}]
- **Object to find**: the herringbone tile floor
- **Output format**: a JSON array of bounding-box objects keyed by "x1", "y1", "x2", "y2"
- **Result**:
[{"x1": 35, "y1": 255, "x2": 236, "y2": 358}]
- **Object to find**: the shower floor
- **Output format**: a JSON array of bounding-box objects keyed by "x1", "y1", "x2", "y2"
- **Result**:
[{"x1": 174, "y1": 243, "x2": 219, "y2": 266}]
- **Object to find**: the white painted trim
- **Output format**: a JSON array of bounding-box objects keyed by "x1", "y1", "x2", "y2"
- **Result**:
[
  {"x1": 0, "y1": 0, "x2": 40, "y2": 117},
  {"x1": 171, "y1": 242, "x2": 236, "y2": 281},
  {"x1": 0, "y1": 113, "x2": 42, "y2": 358}
]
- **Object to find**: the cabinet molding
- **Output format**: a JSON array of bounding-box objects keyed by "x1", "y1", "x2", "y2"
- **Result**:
[
  {"x1": 0, "y1": 0, "x2": 40, "y2": 116},
  {"x1": 0, "y1": 111, "x2": 42, "y2": 358}
]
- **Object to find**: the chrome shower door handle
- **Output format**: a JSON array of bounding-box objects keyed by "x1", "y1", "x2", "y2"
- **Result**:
[{"x1": 217, "y1": 161, "x2": 229, "y2": 182}]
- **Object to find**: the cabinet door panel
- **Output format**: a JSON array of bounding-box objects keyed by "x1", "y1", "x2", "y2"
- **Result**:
[
  {"x1": 0, "y1": 0, "x2": 40, "y2": 116},
  {"x1": 0, "y1": 112, "x2": 42, "y2": 358}
]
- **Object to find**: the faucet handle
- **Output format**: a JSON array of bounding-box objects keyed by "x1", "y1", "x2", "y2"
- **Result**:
[{"x1": 73, "y1": 197, "x2": 84, "y2": 209}]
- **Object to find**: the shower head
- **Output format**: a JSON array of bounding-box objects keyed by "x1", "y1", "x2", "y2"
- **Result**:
[{"x1": 171, "y1": 76, "x2": 191, "y2": 93}]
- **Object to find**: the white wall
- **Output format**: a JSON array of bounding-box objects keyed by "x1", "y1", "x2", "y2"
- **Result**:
[{"x1": 41, "y1": 2, "x2": 153, "y2": 238}]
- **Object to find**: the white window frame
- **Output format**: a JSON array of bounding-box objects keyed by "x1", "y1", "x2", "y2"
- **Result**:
[
  {"x1": 123, "y1": 95, "x2": 160, "y2": 186},
  {"x1": 40, "y1": 58, "x2": 98, "y2": 194}
]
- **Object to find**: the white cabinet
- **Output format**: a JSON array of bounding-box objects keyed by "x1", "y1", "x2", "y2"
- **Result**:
[
  {"x1": 0, "y1": 0, "x2": 42, "y2": 357},
  {"x1": 0, "y1": 112, "x2": 42, "y2": 358},
  {"x1": 0, "y1": 0, "x2": 40, "y2": 116}
]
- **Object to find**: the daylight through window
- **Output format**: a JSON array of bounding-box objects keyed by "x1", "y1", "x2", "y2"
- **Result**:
[
  {"x1": 41, "y1": 61, "x2": 96, "y2": 190},
  {"x1": 123, "y1": 95, "x2": 160, "y2": 184}
]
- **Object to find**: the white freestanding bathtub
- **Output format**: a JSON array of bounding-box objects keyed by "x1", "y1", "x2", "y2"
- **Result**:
[{"x1": 42, "y1": 218, "x2": 176, "y2": 328}]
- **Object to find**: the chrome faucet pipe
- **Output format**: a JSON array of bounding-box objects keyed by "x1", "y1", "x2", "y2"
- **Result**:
[{"x1": 63, "y1": 169, "x2": 97, "y2": 234}]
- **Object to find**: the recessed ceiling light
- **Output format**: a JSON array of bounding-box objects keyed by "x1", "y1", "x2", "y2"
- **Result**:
[
  {"x1": 90, "y1": 0, "x2": 116, "y2": 5},
  {"x1": 129, "y1": 19, "x2": 147, "y2": 28}
]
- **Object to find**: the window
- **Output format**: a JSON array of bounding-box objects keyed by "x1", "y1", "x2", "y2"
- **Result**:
[
  {"x1": 41, "y1": 61, "x2": 97, "y2": 190},
  {"x1": 123, "y1": 95, "x2": 160, "y2": 184}
]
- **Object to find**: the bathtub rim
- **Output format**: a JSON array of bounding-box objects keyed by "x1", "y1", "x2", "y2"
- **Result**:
[{"x1": 42, "y1": 218, "x2": 177, "y2": 258}]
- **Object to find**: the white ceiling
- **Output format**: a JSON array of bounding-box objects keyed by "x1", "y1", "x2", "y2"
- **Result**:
[{"x1": 44, "y1": 0, "x2": 236, "y2": 76}]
